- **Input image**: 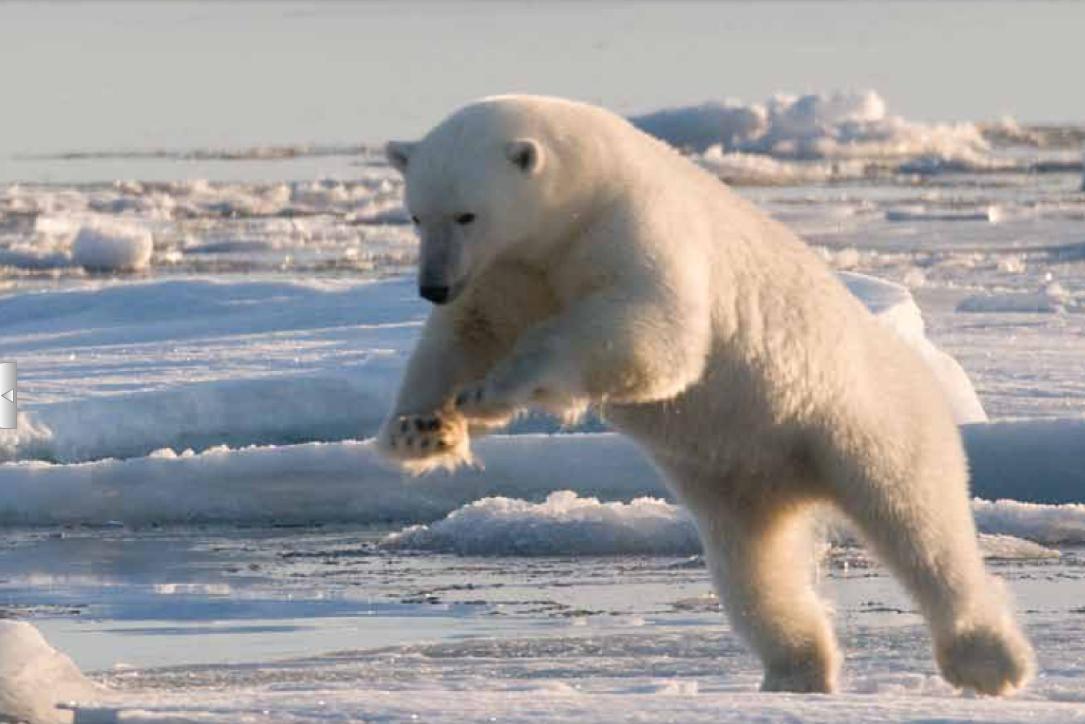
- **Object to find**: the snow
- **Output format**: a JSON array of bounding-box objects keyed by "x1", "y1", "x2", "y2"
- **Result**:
[
  {"x1": 71, "y1": 217, "x2": 154, "y2": 271},
  {"x1": 0, "y1": 521, "x2": 1079, "y2": 723},
  {"x1": 839, "y1": 272, "x2": 987, "y2": 423},
  {"x1": 3, "y1": 428, "x2": 1083, "y2": 542},
  {"x1": 384, "y1": 490, "x2": 1062, "y2": 559},
  {"x1": 631, "y1": 91, "x2": 991, "y2": 168},
  {"x1": 0, "y1": 270, "x2": 984, "y2": 465},
  {"x1": 695, "y1": 147, "x2": 863, "y2": 185},
  {"x1": 384, "y1": 491, "x2": 701, "y2": 556},
  {"x1": 2, "y1": 268, "x2": 1084, "y2": 530},
  {"x1": 631, "y1": 99, "x2": 770, "y2": 152},
  {"x1": 0, "y1": 276, "x2": 420, "y2": 464},
  {"x1": 974, "y1": 533, "x2": 1061, "y2": 560},
  {"x1": 972, "y1": 499, "x2": 1085, "y2": 544},
  {"x1": 0, "y1": 177, "x2": 414, "y2": 276},
  {"x1": 2, "y1": 88, "x2": 1084, "y2": 722},
  {"x1": 0, "y1": 434, "x2": 656, "y2": 526},
  {"x1": 957, "y1": 282, "x2": 1080, "y2": 314},
  {"x1": 0, "y1": 621, "x2": 98, "y2": 724}
]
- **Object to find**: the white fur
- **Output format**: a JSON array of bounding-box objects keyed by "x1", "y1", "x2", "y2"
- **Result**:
[{"x1": 377, "y1": 95, "x2": 1034, "y2": 695}]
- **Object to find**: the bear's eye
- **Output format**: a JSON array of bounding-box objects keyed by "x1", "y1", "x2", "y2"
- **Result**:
[
  {"x1": 410, "y1": 215, "x2": 420, "y2": 225},
  {"x1": 455, "y1": 213, "x2": 476, "y2": 226}
]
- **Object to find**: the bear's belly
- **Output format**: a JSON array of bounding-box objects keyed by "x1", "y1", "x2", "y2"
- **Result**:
[
  {"x1": 602, "y1": 347, "x2": 838, "y2": 505},
  {"x1": 607, "y1": 383, "x2": 818, "y2": 489}
]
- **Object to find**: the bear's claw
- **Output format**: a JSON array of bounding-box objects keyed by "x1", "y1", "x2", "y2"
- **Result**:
[{"x1": 377, "y1": 410, "x2": 469, "y2": 471}]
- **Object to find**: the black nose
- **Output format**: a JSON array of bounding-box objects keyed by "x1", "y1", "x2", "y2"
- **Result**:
[{"x1": 419, "y1": 285, "x2": 450, "y2": 304}]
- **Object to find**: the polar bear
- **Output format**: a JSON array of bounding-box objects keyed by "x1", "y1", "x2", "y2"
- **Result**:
[{"x1": 377, "y1": 95, "x2": 1034, "y2": 695}]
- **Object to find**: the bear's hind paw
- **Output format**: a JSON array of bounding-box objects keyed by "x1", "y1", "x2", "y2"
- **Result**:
[{"x1": 936, "y1": 621, "x2": 1035, "y2": 696}]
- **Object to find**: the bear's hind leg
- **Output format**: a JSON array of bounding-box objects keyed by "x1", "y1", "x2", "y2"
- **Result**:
[
  {"x1": 832, "y1": 460, "x2": 1034, "y2": 695},
  {"x1": 694, "y1": 498, "x2": 840, "y2": 693}
]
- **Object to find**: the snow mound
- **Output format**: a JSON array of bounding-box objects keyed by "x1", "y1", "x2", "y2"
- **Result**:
[
  {"x1": 695, "y1": 148, "x2": 866, "y2": 185},
  {"x1": 631, "y1": 100, "x2": 769, "y2": 153},
  {"x1": 0, "y1": 621, "x2": 98, "y2": 724},
  {"x1": 383, "y1": 491, "x2": 1064, "y2": 558},
  {"x1": 71, "y1": 218, "x2": 153, "y2": 271},
  {"x1": 631, "y1": 91, "x2": 988, "y2": 166},
  {"x1": 972, "y1": 499, "x2": 1085, "y2": 545},
  {"x1": 976, "y1": 533, "x2": 1061, "y2": 560},
  {"x1": 383, "y1": 491, "x2": 700, "y2": 556},
  {"x1": 840, "y1": 272, "x2": 987, "y2": 423}
]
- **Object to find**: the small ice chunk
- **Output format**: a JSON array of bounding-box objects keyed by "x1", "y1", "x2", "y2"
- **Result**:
[
  {"x1": 0, "y1": 621, "x2": 98, "y2": 723},
  {"x1": 72, "y1": 218, "x2": 153, "y2": 271}
]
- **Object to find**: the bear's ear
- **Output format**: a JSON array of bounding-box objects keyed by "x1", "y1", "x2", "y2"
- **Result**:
[
  {"x1": 385, "y1": 141, "x2": 417, "y2": 174},
  {"x1": 505, "y1": 139, "x2": 544, "y2": 175}
]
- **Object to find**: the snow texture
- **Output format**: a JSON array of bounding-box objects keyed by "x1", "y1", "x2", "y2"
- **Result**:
[
  {"x1": 384, "y1": 490, "x2": 1062, "y2": 559},
  {"x1": 0, "y1": 621, "x2": 98, "y2": 724},
  {"x1": 1, "y1": 270, "x2": 983, "y2": 463},
  {"x1": 631, "y1": 90, "x2": 989, "y2": 164},
  {"x1": 384, "y1": 491, "x2": 701, "y2": 556},
  {"x1": 2, "y1": 430, "x2": 1083, "y2": 545},
  {"x1": 71, "y1": 217, "x2": 154, "y2": 271}
]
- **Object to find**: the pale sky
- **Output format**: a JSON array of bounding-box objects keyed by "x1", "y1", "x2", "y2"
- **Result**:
[{"x1": 0, "y1": 1, "x2": 1081, "y2": 156}]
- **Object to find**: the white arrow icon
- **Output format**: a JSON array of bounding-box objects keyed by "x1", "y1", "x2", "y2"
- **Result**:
[{"x1": 0, "y1": 362, "x2": 15, "y2": 429}]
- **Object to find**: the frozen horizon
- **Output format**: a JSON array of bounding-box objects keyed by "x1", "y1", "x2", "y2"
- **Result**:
[{"x1": 1, "y1": 1, "x2": 1084, "y2": 160}]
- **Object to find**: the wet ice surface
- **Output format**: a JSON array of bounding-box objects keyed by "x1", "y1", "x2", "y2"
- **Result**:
[{"x1": 4, "y1": 528, "x2": 1085, "y2": 721}]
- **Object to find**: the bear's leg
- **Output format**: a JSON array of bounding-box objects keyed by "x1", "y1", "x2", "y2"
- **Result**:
[
  {"x1": 694, "y1": 498, "x2": 840, "y2": 693},
  {"x1": 832, "y1": 463, "x2": 1034, "y2": 695}
]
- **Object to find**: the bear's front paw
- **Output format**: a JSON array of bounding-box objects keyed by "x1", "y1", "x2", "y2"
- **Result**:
[
  {"x1": 376, "y1": 411, "x2": 471, "y2": 474},
  {"x1": 454, "y1": 380, "x2": 519, "y2": 425}
]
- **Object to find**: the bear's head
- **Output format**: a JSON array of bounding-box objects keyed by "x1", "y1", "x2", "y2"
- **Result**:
[{"x1": 386, "y1": 98, "x2": 588, "y2": 305}]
